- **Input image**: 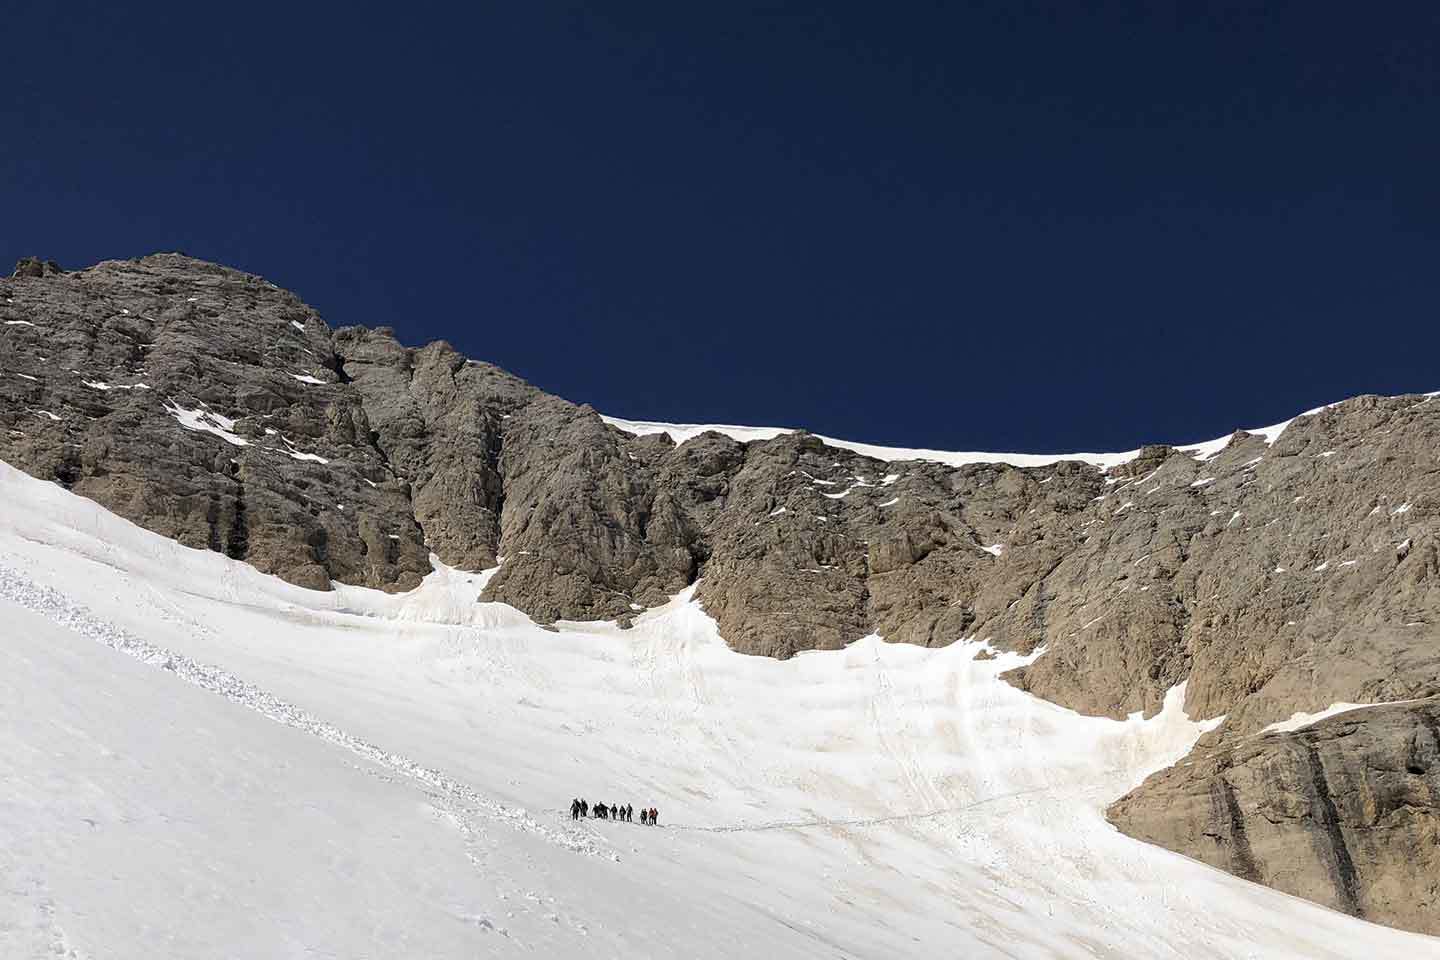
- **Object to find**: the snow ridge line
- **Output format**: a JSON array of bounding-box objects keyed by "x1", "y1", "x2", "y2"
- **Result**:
[{"x1": 0, "y1": 563, "x2": 612, "y2": 860}]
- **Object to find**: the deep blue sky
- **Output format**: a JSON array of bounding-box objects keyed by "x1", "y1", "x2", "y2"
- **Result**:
[{"x1": 4, "y1": 2, "x2": 1436, "y2": 453}]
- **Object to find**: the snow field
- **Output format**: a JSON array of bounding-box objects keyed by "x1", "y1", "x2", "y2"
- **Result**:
[{"x1": 1, "y1": 458, "x2": 1436, "y2": 958}]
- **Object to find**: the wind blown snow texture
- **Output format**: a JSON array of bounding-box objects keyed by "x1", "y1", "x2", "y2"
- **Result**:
[{"x1": 2, "y1": 457, "x2": 1437, "y2": 958}]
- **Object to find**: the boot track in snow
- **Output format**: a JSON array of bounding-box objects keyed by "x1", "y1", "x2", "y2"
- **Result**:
[{"x1": 0, "y1": 561, "x2": 613, "y2": 861}]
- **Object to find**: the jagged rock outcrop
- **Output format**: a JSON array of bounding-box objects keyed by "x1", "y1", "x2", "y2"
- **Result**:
[
  {"x1": 990, "y1": 401, "x2": 1440, "y2": 729},
  {"x1": 1, "y1": 254, "x2": 431, "y2": 591},
  {"x1": 13, "y1": 257, "x2": 65, "y2": 278},
  {"x1": 1108, "y1": 701, "x2": 1440, "y2": 935},
  {"x1": 2, "y1": 253, "x2": 1438, "y2": 932}
]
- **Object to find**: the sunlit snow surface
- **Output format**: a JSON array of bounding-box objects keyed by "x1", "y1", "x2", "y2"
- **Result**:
[
  {"x1": 1261, "y1": 700, "x2": 1427, "y2": 735},
  {"x1": 1, "y1": 460, "x2": 1435, "y2": 958},
  {"x1": 601, "y1": 415, "x2": 1143, "y2": 468},
  {"x1": 600, "y1": 394, "x2": 1374, "y2": 470},
  {"x1": 162, "y1": 399, "x2": 249, "y2": 447}
]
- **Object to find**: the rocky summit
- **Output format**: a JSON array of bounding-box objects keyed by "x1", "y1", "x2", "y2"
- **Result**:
[{"x1": 2, "y1": 253, "x2": 1437, "y2": 934}]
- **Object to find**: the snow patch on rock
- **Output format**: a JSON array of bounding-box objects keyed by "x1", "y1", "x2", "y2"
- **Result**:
[{"x1": 164, "y1": 400, "x2": 250, "y2": 447}]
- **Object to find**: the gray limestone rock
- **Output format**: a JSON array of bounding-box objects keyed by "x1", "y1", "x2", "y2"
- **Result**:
[
  {"x1": 0, "y1": 254, "x2": 430, "y2": 592},
  {"x1": 3, "y1": 253, "x2": 1438, "y2": 931},
  {"x1": 12, "y1": 257, "x2": 66, "y2": 278},
  {"x1": 1108, "y1": 700, "x2": 1440, "y2": 936}
]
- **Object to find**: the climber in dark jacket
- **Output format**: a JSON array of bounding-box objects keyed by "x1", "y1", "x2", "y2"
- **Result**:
[{"x1": 570, "y1": 798, "x2": 581, "y2": 820}]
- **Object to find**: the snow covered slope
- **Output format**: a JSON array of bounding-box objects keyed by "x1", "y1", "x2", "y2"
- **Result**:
[{"x1": 2, "y1": 457, "x2": 1436, "y2": 958}]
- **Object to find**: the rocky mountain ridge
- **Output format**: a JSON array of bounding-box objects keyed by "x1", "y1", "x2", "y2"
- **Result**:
[{"x1": 2, "y1": 254, "x2": 1436, "y2": 935}]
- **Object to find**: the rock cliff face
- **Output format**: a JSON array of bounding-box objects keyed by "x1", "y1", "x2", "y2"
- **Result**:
[
  {"x1": 1108, "y1": 702, "x2": 1440, "y2": 935},
  {"x1": 2, "y1": 253, "x2": 1437, "y2": 933}
]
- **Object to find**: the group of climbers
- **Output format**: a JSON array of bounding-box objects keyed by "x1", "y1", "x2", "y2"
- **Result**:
[{"x1": 570, "y1": 798, "x2": 659, "y2": 826}]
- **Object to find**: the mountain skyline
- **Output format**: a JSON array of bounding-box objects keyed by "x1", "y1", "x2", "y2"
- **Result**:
[{"x1": 6, "y1": 3, "x2": 1436, "y2": 454}]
